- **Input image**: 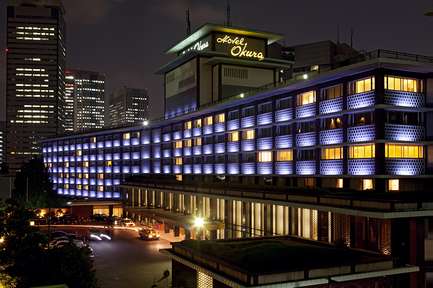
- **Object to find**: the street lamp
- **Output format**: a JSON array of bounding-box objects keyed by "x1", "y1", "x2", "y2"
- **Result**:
[
  {"x1": 142, "y1": 120, "x2": 149, "y2": 126},
  {"x1": 193, "y1": 216, "x2": 205, "y2": 229}
]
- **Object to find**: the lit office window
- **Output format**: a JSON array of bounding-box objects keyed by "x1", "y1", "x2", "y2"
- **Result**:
[
  {"x1": 76, "y1": 150, "x2": 82, "y2": 156},
  {"x1": 194, "y1": 119, "x2": 202, "y2": 128},
  {"x1": 321, "y1": 147, "x2": 343, "y2": 160},
  {"x1": 98, "y1": 173, "x2": 104, "y2": 179},
  {"x1": 337, "y1": 178, "x2": 344, "y2": 188},
  {"x1": 362, "y1": 179, "x2": 374, "y2": 190},
  {"x1": 348, "y1": 76, "x2": 375, "y2": 94},
  {"x1": 349, "y1": 144, "x2": 375, "y2": 159},
  {"x1": 174, "y1": 140, "x2": 183, "y2": 148},
  {"x1": 204, "y1": 116, "x2": 213, "y2": 126},
  {"x1": 84, "y1": 173, "x2": 89, "y2": 179},
  {"x1": 228, "y1": 131, "x2": 239, "y2": 142},
  {"x1": 297, "y1": 90, "x2": 316, "y2": 106},
  {"x1": 184, "y1": 121, "x2": 192, "y2": 130},
  {"x1": 215, "y1": 113, "x2": 225, "y2": 123},
  {"x1": 384, "y1": 76, "x2": 422, "y2": 93},
  {"x1": 106, "y1": 160, "x2": 112, "y2": 167},
  {"x1": 194, "y1": 137, "x2": 202, "y2": 146},
  {"x1": 321, "y1": 84, "x2": 343, "y2": 101},
  {"x1": 388, "y1": 179, "x2": 399, "y2": 191},
  {"x1": 123, "y1": 133, "x2": 130, "y2": 140},
  {"x1": 90, "y1": 137, "x2": 96, "y2": 143},
  {"x1": 83, "y1": 161, "x2": 89, "y2": 167},
  {"x1": 276, "y1": 150, "x2": 293, "y2": 161},
  {"x1": 175, "y1": 157, "x2": 183, "y2": 165},
  {"x1": 243, "y1": 129, "x2": 255, "y2": 140},
  {"x1": 184, "y1": 139, "x2": 192, "y2": 147},
  {"x1": 258, "y1": 151, "x2": 272, "y2": 162},
  {"x1": 385, "y1": 143, "x2": 423, "y2": 158}
]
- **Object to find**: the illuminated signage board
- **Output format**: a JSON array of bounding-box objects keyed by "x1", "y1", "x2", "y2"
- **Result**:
[
  {"x1": 181, "y1": 40, "x2": 210, "y2": 55},
  {"x1": 215, "y1": 34, "x2": 265, "y2": 61}
]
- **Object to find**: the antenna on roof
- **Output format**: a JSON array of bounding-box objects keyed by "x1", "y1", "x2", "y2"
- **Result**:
[
  {"x1": 186, "y1": 9, "x2": 191, "y2": 35},
  {"x1": 226, "y1": 0, "x2": 231, "y2": 26},
  {"x1": 350, "y1": 27, "x2": 354, "y2": 48}
]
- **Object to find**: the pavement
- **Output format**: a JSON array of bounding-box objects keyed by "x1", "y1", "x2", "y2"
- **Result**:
[{"x1": 90, "y1": 229, "x2": 172, "y2": 288}]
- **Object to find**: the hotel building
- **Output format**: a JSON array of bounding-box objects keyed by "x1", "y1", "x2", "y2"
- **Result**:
[
  {"x1": 42, "y1": 24, "x2": 433, "y2": 287},
  {"x1": 107, "y1": 86, "x2": 149, "y2": 128},
  {"x1": 6, "y1": 0, "x2": 66, "y2": 173}
]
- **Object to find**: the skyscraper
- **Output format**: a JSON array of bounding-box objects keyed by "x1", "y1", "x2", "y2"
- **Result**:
[
  {"x1": 6, "y1": 0, "x2": 66, "y2": 173},
  {"x1": 64, "y1": 69, "x2": 105, "y2": 132},
  {"x1": 107, "y1": 86, "x2": 149, "y2": 128}
]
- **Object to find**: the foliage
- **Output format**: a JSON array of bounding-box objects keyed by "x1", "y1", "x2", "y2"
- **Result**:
[
  {"x1": 0, "y1": 200, "x2": 97, "y2": 288},
  {"x1": 13, "y1": 157, "x2": 64, "y2": 209}
]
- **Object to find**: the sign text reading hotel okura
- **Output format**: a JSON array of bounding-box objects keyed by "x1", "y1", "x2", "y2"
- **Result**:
[{"x1": 216, "y1": 35, "x2": 265, "y2": 61}]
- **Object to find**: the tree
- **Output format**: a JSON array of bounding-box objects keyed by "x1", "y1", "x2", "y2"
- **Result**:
[{"x1": 13, "y1": 157, "x2": 64, "y2": 209}]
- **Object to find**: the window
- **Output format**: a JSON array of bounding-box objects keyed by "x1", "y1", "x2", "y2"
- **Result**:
[
  {"x1": 321, "y1": 84, "x2": 343, "y2": 101},
  {"x1": 228, "y1": 131, "x2": 239, "y2": 142},
  {"x1": 259, "y1": 102, "x2": 272, "y2": 113},
  {"x1": 98, "y1": 173, "x2": 104, "y2": 180},
  {"x1": 83, "y1": 161, "x2": 89, "y2": 167},
  {"x1": 258, "y1": 127, "x2": 273, "y2": 138},
  {"x1": 297, "y1": 90, "x2": 316, "y2": 106},
  {"x1": 350, "y1": 112, "x2": 373, "y2": 126},
  {"x1": 297, "y1": 149, "x2": 316, "y2": 160},
  {"x1": 123, "y1": 133, "x2": 130, "y2": 140},
  {"x1": 297, "y1": 121, "x2": 315, "y2": 133},
  {"x1": 194, "y1": 119, "x2": 202, "y2": 128},
  {"x1": 348, "y1": 76, "x2": 375, "y2": 94},
  {"x1": 90, "y1": 137, "x2": 96, "y2": 143},
  {"x1": 323, "y1": 117, "x2": 343, "y2": 130},
  {"x1": 258, "y1": 151, "x2": 272, "y2": 162},
  {"x1": 176, "y1": 175, "x2": 183, "y2": 181},
  {"x1": 384, "y1": 76, "x2": 422, "y2": 93},
  {"x1": 276, "y1": 124, "x2": 291, "y2": 135},
  {"x1": 277, "y1": 97, "x2": 291, "y2": 109},
  {"x1": 321, "y1": 147, "x2": 343, "y2": 160},
  {"x1": 242, "y1": 106, "x2": 255, "y2": 117},
  {"x1": 194, "y1": 137, "x2": 202, "y2": 146},
  {"x1": 106, "y1": 160, "x2": 112, "y2": 167},
  {"x1": 215, "y1": 113, "x2": 225, "y2": 123},
  {"x1": 174, "y1": 140, "x2": 183, "y2": 148},
  {"x1": 227, "y1": 110, "x2": 239, "y2": 120},
  {"x1": 243, "y1": 129, "x2": 255, "y2": 140},
  {"x1": 276, "y1": 149, "x2": 293, "y2": 161},
  {"x1": 385, "y1": 144, "x2": 423, "y2": 158},
  {"x1": 362, "y1": 179, "x2": 374, "y2": 190},
  {"x1": 388, "y1": 179, "x2": 399, "y2": 191},
  {"x1": 387, "y1": 111, "x2": 421, "y2": 126},
  {"x1": 184, "y1": 139, "x2": 192, "y2": 147},
  {"x1": 349, "y1": 144, "x2": 375, "y2": 159},
  {"x1": 204, "y1": 116, "x2": 213, "y2": 126},
  {"x1": 184, "y1": 121, "x2": 192, "y2": 130},
  {"x1": 337, "y1": 178, "x2": 343, "y2": 188},
  {"x1": 175, "y1": 157, "x2": 183, "y2": 165}
]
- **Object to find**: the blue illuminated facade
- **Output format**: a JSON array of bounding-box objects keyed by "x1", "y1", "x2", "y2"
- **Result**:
[{"x1": 42, "y1": 57, "x2": 433, "y2": 199}]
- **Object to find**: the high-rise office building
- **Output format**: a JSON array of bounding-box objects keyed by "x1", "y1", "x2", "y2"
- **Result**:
[
  {"x1": 6, "y1": 0, "x2": 66, "y2": 173},
  {"x1": 107, "y1": 86, "x2": 149, "y2": 128},
  {"x1": 64, "y1": 70, "x2": 105, "y2": 132}
]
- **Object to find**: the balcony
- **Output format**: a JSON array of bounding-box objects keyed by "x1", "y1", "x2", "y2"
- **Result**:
[
  {"x1": 241, "y1": 116, "x2": 255, "y2": 128},
  {"x1": 320, "y1": 160, "x2": 343, "y2": 175},
  {"x1": 227, "y1": 119, "x2": 239, "y2": 131},
  {"x1": 203, "y1": 125, "x2": 213, "y2": 135},
  {"x1": 257, "y1": 162, "x2": 273, "y2": 175},
  {"x1": 257, "y1": 112, "x2": 273, "y2": 126},
  {"x1": 227, "y1": 163, "x2": 239, "y2": 174},
  {"x1": 227, "y1": 142, "x2": 239, "y2": 153},
  {"x1": 320, "y1": 129, "x2": 343, "y2": 145},
  {"x1": 348, "y1": 159, "x2": 375, "y2": 175},
  {"x1": 296, "y1": 103, "x2": 316, "y2": 119},
  {"x1": 275, "y1": 161, "x2": 293, "y2": 175},
  {"x1": 203, "y1": 164, "x2": 213, "y2": 174},
  {"x1": 275, "y1": 108, "x2": 293, "y2": 122},
  {"x1": 347, "y1": 125, "x2": 375, "y2": 143},
  {"x1": 257, "y1": 137, "x2": 273, "y2": 150},
  {"x1": 275, "y1": 135, "x2": 293, "y2": 149},
  {"x1": 193, "y1": 128, "x2": 201, "y2": 137},
  {"x1": 241, "y1": 139, "x2": 255, "y2": 152},
  {"x1": 384, "y1": 90, "x2": 424, "y2": 108},
  {"x1": 319, "y1": 97, "x2": 343, "y2": 115},
  {"x1": 385, "y1": 159, "x2": 424, "y2": 175},
  {"x1": 347, "y1": 91, "x2": 375, "y2": 109},
  {"x1": 296, "y1": 161, "x2": 316, "y2": 175},
  {"x1": 296, "y1": 132, "x2": 316, "y2": 147},
  {"x1": 241, "y1": 163, "x2": 256, "y2": 175},
  {"x1": 384, "y1": 124, "x2": 424, "y2": 142}
]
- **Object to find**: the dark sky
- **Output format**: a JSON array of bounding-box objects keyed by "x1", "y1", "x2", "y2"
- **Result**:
[{"x1": 2, "y1": 0, "x2": 433, "y2": 119}]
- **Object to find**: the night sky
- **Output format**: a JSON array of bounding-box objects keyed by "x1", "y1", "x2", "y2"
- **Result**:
[{"x1": 1, "y1": 0, "x2": 433, "y2": 119}]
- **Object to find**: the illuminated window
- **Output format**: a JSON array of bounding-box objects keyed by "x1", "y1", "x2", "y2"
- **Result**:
[
  {"x1": 98, "y1": 173, "x2": 104, "y2": 180},
  {"x1": 276, "y1": 150, "x2": 293, "y2": 161},
  {"x1": 184, "y1": 121, "x2": 192, "y2": 130},
  {"x1": 174, "y1": 140, "x2": 183, "y2": 148},
  {"x1": 194, "y1": 119, "x2": 202, "y2": 128},
  {"x1": 243, "y1": 129, "x2": 255, "y2": 140},
  {"x1": 362, "y1": 179, "x2": 374, "y2": 190},
  {"x1": 388, "y1": 179, "x2": 399, "y2": 191},
  {"x1": 228, "y1": 131, "x2": 239, "y2": 142},
  {"x1": 321, "y1": 147, "x2": 343, "y2": 160},
  {"x1": 184, "y1": 139, "x2": 192, "y2": 147},
  {"x1": 90, "y1": 137, "x2": 96, "y2": 143},
  {"x1": 176, "y1": 175, "x2": 183, "y2": 181},
  {"x1": 194, "y1": 137, "x2": 202, "y2": 146},
  {"x1": 123, "y1": 133, "x2": 130, "y2": 140},
  {"x1": 83, "y1": 161, "x2": 89, "y2": 167},
  {"x1": 84, "y1": 173, "x2": 89, "y2": 179},
  {"x1": 77, "y1": 184, "x2": 82, "y2": 190},
  {"x1": 348, "y1": 76, "x2": 375, "y2": 94},
  {"x1": 106, "y1": 160, "x2": 112, "y2": 167},
  {"x1": 98, "y1": 186, "x2": 104, "y2": 192},
  {"x1": 175, "y1": 157, "x2": 183, "y2": 165},
  {"x1": 384, "y1": 76, "x2": 422, "y2": 93},
  {"x1": 349, "y1": 144, "x2": 375, "y2": 159},
  {"x1": 64, "y1": 184, "x2": 69, "y2": 189},
  {"x1": 215, "y1": 113, "x2": 225, "y2": 123},
  {"x1": 297, "y1": 90, "x2": 316, "y2": 106},
  {"x1": 385, "y1": 143, "x2": 423, "y2": 159},
  {"x1": 84, "y1": 185, "x2": 89, "y2": 190},
  {"x1": 258, "y1": 151, "x2": 272, "y2": 162},
  {"x1": 337, "y1": 178, "x2": 344, "y2": 188},
  {"x1": 204, "y1": 116, "x2": 213, "y2": 126},
  {"x1": 321, "y1": 84, "x2": 343, "y2": 100},
  {"x1": 76, "y1": 150, "x2": 82, "y2": 156}
]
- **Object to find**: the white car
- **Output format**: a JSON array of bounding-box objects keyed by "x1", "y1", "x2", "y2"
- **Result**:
[{"x1": 121, "y1": 219, "x2": 135, "y2": 227}]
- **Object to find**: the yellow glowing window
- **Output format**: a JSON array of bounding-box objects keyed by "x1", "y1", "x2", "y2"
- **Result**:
[
  {"x1": 98, "y1": 186, "x2": 104, "y2": 192},
  {"x1": 276, "y1": 150, "x2": 293, "y2": 161},
  {"x1": 78, "y1": 173, "x2": 82, "y2": 179},
  {"x1": 228, "y1": 131, "x2": 239, "y2": 142},
  {"x1": 194, "y1": 119, "x2": 202, "y2": 128},
  {"x1": 349, "y1": 144, "x2": 375, "y2": 159},
  {"x1": 77, "y1": 184, "x2": 82, "y2": 190},
  {"x1": 362, "y1": 179, "x2": 373, "y2": 190},
  {"x1": 388, "y1": 179, "x2": 399, "y2": 191},
  {"x1": 84, "y1": 185, "x2": 89, "y2": 190},
  {"x1": 243, "y1": 129, "x2": 255, "y2": 140},
  {"x1": 174, "y1": 140, "x2": 183, "y2": 148},
  {"x1": 175, "y1": 157, "x2": 183, "y2": 165},
  {"x1": 216, "y1": 113, "x2": 225, "y2": 123},
  {"x1": 184, "y1": 139, "x2": 192, "y2": 147},
  {"x1": 83, "y1": 161, "x2": 89, "y2": 167},
  {"x1": 184, "y1": 121, "x2": 192, "y2": 130},
  {"x1": 65, "y1": 162, "x2": 69, "y2": 168},
  {"x1": 297, "y1": 90, "x2": 316, "y2": 106},
  {"x1": 385, "y1": 143, "x2": 423, "y2": 158},
  {"x1": 349, "y1": 77, "x2": 375, "y2": 94},
  {"x1": 64, "y1": 184, "x2": 69, "y2": 189},
  {"x1": 90, "y1": 137, "x2": 96, "y2": 143},
  {"x1": 204, "y1": 116, "x2": 213, "y2": 126},
  {"x1": 106, "y1": 160, "x2": 112, "y2": 167},
  {"x1": 84, "y1": 173, "x2": 89, "y2": 179},
  {"x1": 98, "y1": 173, "x2": 104, "y2": 179},
  {"x1": 76, "y1": 150, "x2": 82, "y2": 156},
  {"x1": 176, "y1": 174, "x2": 183, "y2": 181},
  {"x1": 194, "y1": 137, "x2": 202, "y2": 146},
  {"x1": 336, "y1": 178, "x2": 344, "y2": 188},
  {"x1": 384, "y1": 76, "x2": 422, "y2": 93},
  {"x1": 123, "y1": 133, "x2": 130, "y2": 140},
  {"x1": 258, "y1": 151, "x2": 273, "y2": 162},
  {"x1": 321, "y1": 147, "x2": 343, "y2": 160}
]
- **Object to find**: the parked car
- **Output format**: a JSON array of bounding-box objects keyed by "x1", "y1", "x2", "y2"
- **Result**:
[
  {"x1": 139, "y1": 228, "x2": 160, "y2": 240},
  {"x1": 121, "y1": 218, "x2": 135, "y2": 227}
]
